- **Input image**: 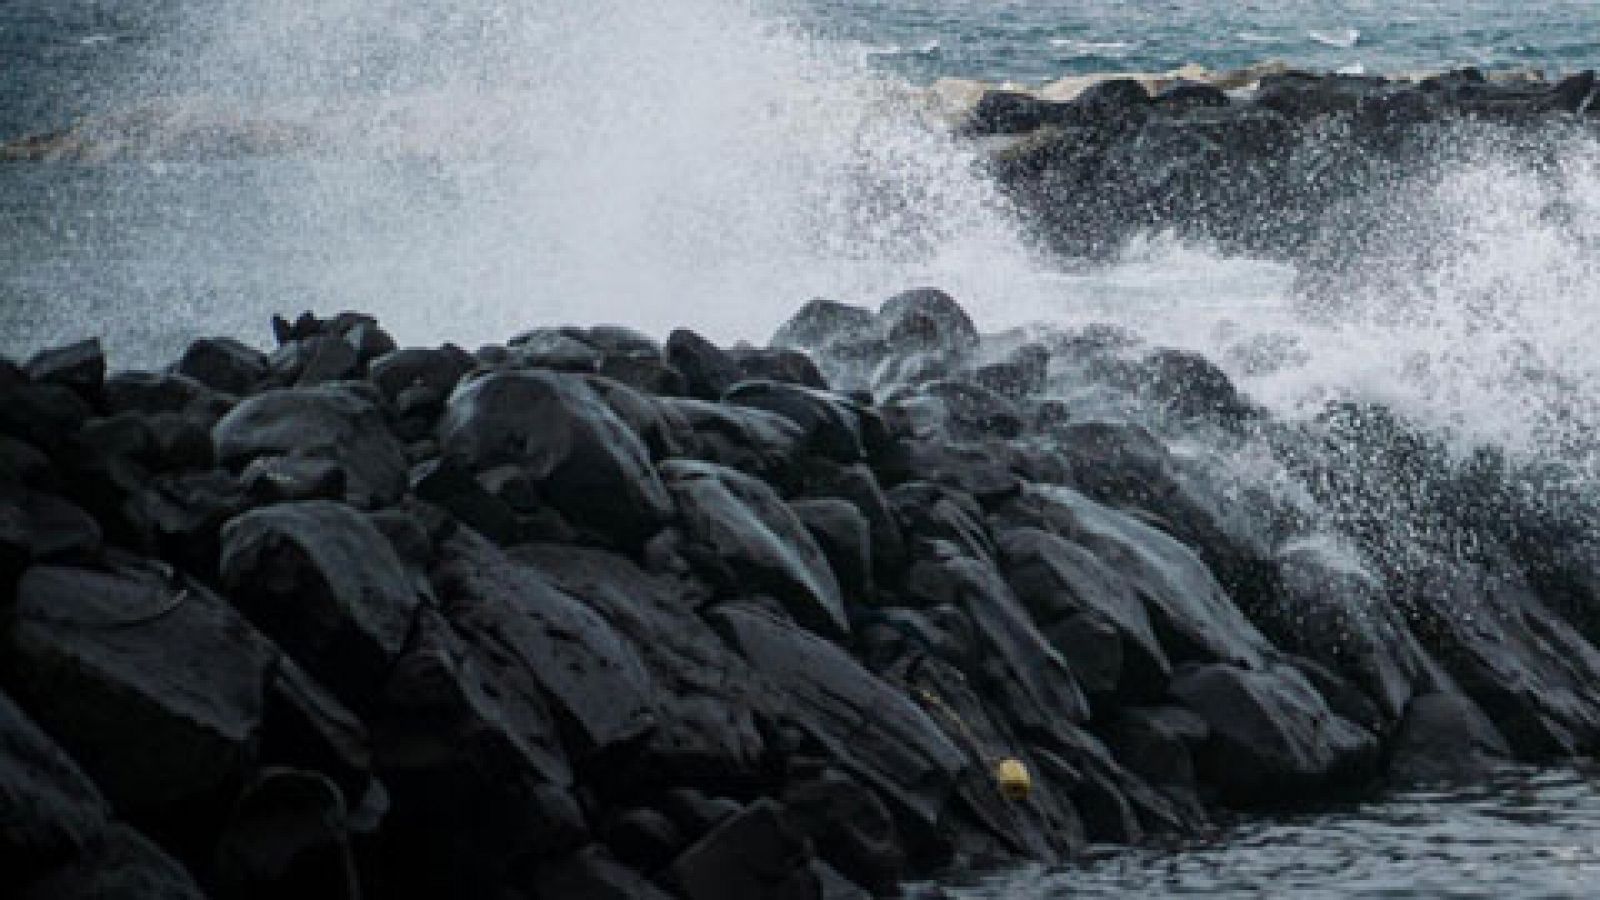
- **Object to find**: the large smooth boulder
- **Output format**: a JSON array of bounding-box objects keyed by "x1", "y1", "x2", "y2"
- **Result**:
[
  {"x1": 656, "y1": 397, "x2": 806, "y2": 487},
  {"x1": 661, "y1": 460, "x2": 848, "y2": 639},
  {"x1": 2, "y1": 562, "x2": 275, "y2": 839},
  {"x1": 878, "y1": 288, "x2": 979, "y2": 357},
  {"x1": 1170, "y1": 662, "x2": 1380, "y2": 804},
  {"x1": 782, "y1": 768, "x2": 903, "y2": 894},
  {"x1": 432, "y1": 532, "x2": 655, "y2": 758},
  {"x1": 999, "y1": 526, "x2": 1172, "y2": 698},
  {"x1": 221, "y1": 500, "x2": 420, "y2": 706},
  {"x1": 1388, "y1": 692, "x2": 1512, "y2": 784},
  {"x1": 666, "y1": 798, "x2": 817, "y2": 900},
  {"x1": 667, "y1": 329, "x2": 743, "y2": 402},
  {"x1": 1, "y1": 690, "x2": 110, "y2": 878},
  {"x1": 1256, "y1": 537, "x2": 1441, "y2": 722},
  {"x1": 527, "y1": 845, "x2": 674, "y2": 900},
  {"x1": 25, "y1": 339, "x2": 105, "y2": 398},
  {"x1": 724, "y1": 380, "x2": 867, "y2": 463},
  {"x1": 904, "y1": 542, "x2": 1092, "y2": 740},
  {"x1": 770, "y1": 299, "x2": 879, "y2": 351},
  {"x1": 1406, "y1": 561, "x2": 1600, "y2": 757},
  {"x1": 366, "y1": 345, "x2": 475, "y2": 405},
  {"x1": 438, "y1": 370, "x2": 672, "y2": 544},
  {"x1": 791, "y1": 497, "x2": 873, "y2": 600},
  {"x1": 18, "y1": 825, "x2": 205, "y2": 900},
  {"x1": 800, "y1": 462, "x2": 908, "y2": 581},
  {"x1": 176, "y1": 337, "x2": 268, "y2": 395},
  {"x1": 709, "y1": 605, "x2": 966, "y2": 835},
  {"x1": 213, "y1": 385, "x2": 408, "y2": 509},
  {"x1": 512, "y1": 544, "x2": 771, "y2": 789},
  {"x1": 369, "y1": 607, "x2": 583, "y2": 896},
  {"x1": 996, "y1": 486, "x2": 1270, "y2": 669},
  {"x1": 213, "y1": 769, "x2": 361, "y2": 900}
]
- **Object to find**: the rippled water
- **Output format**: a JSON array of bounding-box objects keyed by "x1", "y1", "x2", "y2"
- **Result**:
[
  {"x1": 791, "y1": 0, "x2": 1600, "y2": 84},
  {"x1": 940, "y1": 768, "x2": 1600, "y2": 898}
]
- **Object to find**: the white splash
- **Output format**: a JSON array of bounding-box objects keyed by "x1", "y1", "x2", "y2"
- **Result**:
[{"x1": 95, "y1": 0, "x2": 1046, "y2": 348}]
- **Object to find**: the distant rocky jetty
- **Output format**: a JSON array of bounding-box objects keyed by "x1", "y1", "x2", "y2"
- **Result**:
[
  {"x1": 9, "y1": 281, "x2": 1600, "y2": 898},
  {"x1": 948, "y1": 63, "x2": 1600, "y2": 263}
]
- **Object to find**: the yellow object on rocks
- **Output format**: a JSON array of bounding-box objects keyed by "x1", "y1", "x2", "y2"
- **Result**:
[{"x1": 994, "y1": 757, "x2": 1032, "y2": 801}]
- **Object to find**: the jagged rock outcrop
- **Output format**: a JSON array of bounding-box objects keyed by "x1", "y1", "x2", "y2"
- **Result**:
[{"x1": 4, "y1": 285, "x2": 1599, "y2": 898}]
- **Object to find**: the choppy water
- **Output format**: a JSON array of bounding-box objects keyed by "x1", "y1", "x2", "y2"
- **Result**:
[
  {"x1": 6, "y1": 3, "x2": 1600, "y2": 896},
  {"x1": 944, "y1": 768, "x2": 1600, "y2": 898},
  {"x1": 791, "y1": 0, "x2": 1600, "y2": 84}
]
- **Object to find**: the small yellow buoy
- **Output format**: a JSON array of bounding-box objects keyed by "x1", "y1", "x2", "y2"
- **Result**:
[{"x1": 994, "y1": 757, "x2": 1032, "y2": 801}]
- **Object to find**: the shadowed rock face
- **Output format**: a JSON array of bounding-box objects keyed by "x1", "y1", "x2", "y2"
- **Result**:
[{"x1": 6, "y1": 276, "x2": 1600, "y2": 897}]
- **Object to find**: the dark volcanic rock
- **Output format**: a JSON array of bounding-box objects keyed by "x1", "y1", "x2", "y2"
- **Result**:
[
  {"x1": 791, "y1": 497, "x2": 874, "y2": 601},
  {"x1": 2, "y1": 562, "x2": 276, "y2": 844},
  {"x1": 370, "y1": 607, "x2": 583, "y2": 895},
  {"x1": 1388, "y1": 691, "x2": 1512, "y2": 783},
  {"x1": 221, "y1": 500, "x2": 420, "y2": 705},
  {"x1": 997, "y1": 486, "x2": 1270, "y2": 669},
  {"x1": 770, "y1": 298, "x2": 880, "y2": 350},
  {"x1": 519, "y1": 542, "x2": 773, "y2": 788},
  {"x1": 1255, "y1": 538, "x2": 1439, "y2": 723},
  {"x1": 666, "y1": 798, "x2": 816, "y2": 900},
  {"x1": 1406, "y1": 561, "x2": 1600, "y2": 757},
  {"x1": 528, "y1": 844, "x2": 674, "y2": 900},
  {"x1": 709, "y1": 604, "x2": 966, "y2": 840},
  {"x1": 176, "y1": 337, "x2": 268, "y2": 395},
  {"x1": 213, "y1": 385, "x2": 408, "y2": 509},
  {"x1": 904, "y1": 542, "x2": 1093, "y2": 738},
  {"x1": 367, "y1": 345, "x2": 475, "y2": 405},
  {"x1": 0, "y1": 689, "x2": 110, "y2": 878},
  {"x1": 433, "y1": 531, "x2": 656, "y2": 758},
  {"x1": 890, "y1": 481, "x2": 997, "y2": 564},
  {"x1": 801, "y1": 462, "x2": 908, "y2": 582},
  {"x1": 963, "y1": 90, "x2": 1072, "y2": 136},
  {"x1": 662, "y1": 460, "x2": 849, "y2": 639},
  {"x1": 725, "y1": 379, "x2": 866, "y2": 463},
  {"x1": 25, "y1": 339, "x2": 105, "y2": 398},
  {"x1": 103, "y1": 371, "x2": 231, "y2": 420},
  {"x1": 214, "y1": 769, "x2": 361, "y2": 900},
  {"x1": 879, "y1": 288, "x2": 979, "y2": 357},
  {"x1": 782, "y1": 768, "x2": 904, "y2": 894},
  {"x1": 728, "y1": 345, "x2": 830, "y2": 390},
  {"x1": 1171, "y1": 662, "x2": 1380, "y2": 804},
  {"x1": 999, "y1": 526, "x2": 1172, "y2": 698},
  {"x1": 667, "y1": 329, "x2": 743, "y2": 401},
  {"x1": 438, "y1": 369, "x2": 672, "y2": 544},
  {"x1": 19, "y1": 825, "x2": 205, "y2": 900}
]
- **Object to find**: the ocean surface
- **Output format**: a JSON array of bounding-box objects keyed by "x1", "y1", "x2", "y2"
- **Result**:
[
  {"x1": 6, "y1": 2, "x2": 1600, "y2": 896},
  {"x1": 791, "y1": 0, "x2": 1600, "y2": 85}
]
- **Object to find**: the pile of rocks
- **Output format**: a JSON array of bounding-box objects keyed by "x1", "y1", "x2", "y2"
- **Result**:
[
  {"x1": 7, "y1": 287, "x2": 1600, "y2": 898},
  {"x1": 957, "y1": 65, "x2": 1600, "y2": 260}
]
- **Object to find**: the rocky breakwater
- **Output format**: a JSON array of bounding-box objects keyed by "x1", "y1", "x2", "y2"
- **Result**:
[
  {"x1": 8, "y1": 288, "x2": 1600, "y2": 898},
  {"x1": 944, "y1": 62, "x2": 1600, "y2": 262}
]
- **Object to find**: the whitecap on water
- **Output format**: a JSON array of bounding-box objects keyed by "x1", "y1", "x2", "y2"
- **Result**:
[
  {"x1": 1047, "y1": 38, "x2": 1137, "y2": 58},
  {"x1": 1308, "y1": 27, "x2": 1361, "y2": 49}
]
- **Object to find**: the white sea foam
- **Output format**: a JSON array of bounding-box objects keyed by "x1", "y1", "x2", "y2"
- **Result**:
[
  {"x1": 19, "y1": 0, "x2": 1600, "y2": 481},
  {"x1": 1308, "y1": 28, "x2": 1361, "y2": 49},
  {"x1": 1048, "y1": 38, "x2": 1137, "y2": 58}
]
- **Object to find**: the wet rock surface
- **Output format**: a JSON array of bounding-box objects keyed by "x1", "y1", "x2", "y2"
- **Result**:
[
  {"x1": 978, "y1": 66, "x2": 1600, "y2": 273},
  {"x1": 5, "y1": 280, "x2": 1600, "y2": 897}
]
